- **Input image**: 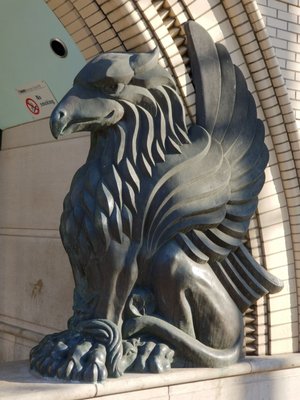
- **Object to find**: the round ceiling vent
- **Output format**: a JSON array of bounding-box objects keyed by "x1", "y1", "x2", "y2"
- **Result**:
[{"x1": 50, "y1": 38, "x2": 68, "y2": 58}]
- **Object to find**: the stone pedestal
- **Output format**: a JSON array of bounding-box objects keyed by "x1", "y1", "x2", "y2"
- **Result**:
[{"x1": 1, "y1": 355, "x2": 300, "y2": 399}]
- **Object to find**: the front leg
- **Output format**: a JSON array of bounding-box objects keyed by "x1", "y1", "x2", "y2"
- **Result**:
[
  {"x1": 30, "y1": 319, "x2": 139, "y2": 382},
  {"x1": 30, "y1": 240, "x2": 139, "y2": 382},
  {"x1": 30, "y1": 326, "x2": 110, "y2": 382},
  {"x1": 80, "y1": 239, "x2": 139, "y2": 326}
]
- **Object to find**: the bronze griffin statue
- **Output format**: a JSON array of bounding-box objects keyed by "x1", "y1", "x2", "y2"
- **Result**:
[{"x1": 30, "y1": 22, "x2": 282, "y2": 382}]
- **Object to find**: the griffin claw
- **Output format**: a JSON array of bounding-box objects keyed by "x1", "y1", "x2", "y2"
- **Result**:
[{"x1": 30, "y1": 328, "x2": 118, "y2": 382}]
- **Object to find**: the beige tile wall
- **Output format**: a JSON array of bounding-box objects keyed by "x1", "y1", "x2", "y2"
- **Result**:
[
  {"x1": 0, "y1": 119, "x2": 89, "y2": 360},
  {"x1": 257, "y1": 0, "x2": 300, "y2": 128}
]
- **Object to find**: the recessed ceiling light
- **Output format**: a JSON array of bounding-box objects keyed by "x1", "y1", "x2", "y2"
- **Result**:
[{"x1": 50, "y1": 38, "x2": 68, "y2": 58}]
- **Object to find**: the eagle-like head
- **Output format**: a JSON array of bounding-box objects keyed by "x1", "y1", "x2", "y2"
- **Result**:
[{"x1": 50, "y1": 49, "x2": 175, "y2": 138}]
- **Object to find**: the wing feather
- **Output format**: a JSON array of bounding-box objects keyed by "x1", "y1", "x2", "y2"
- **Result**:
[
  {"x1": 142, "y1": 21, "x2": 282, "y2": 308},
  {"x1": 185, "y1": 21, "x2": 222, "y2": 132},
  {"x1": 144, "y1": 126, "x2": 231, "y2": 254},
  {"x1": 142, "y1": 22, "x2": 281, "y2": 311},
  {"x1": 211, "y1": 43, "x2": 236, "y2": 143}
]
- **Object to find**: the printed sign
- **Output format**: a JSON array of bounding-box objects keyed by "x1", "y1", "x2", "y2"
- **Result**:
[
  {"x1": 25, "y1": 98, "x2": 40, "y2": 115},
  {"x1": 16, "y1": 80, "x2": 57, "y2": 120}
]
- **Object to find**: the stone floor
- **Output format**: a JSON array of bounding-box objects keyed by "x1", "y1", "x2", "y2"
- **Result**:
[{"x1": 1, "y1": 354, "x2": 300, "y2": 399}]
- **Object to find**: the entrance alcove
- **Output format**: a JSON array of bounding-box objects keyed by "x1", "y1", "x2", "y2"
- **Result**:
[{"x1": 1, "y1": 0, "x2": 300, "y2": 398}]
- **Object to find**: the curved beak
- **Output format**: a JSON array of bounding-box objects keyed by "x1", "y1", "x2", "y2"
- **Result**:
[
  {"x1": 50, "y1": 106, "x2": 68, "y2": 139},
  {"x1": 49, "y1": 85, "x2": 125, "y2": 139}
]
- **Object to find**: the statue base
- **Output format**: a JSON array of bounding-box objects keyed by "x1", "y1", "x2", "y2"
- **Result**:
[{"x1": 1, "y1": 355, "x2": 300, "y2": 399}]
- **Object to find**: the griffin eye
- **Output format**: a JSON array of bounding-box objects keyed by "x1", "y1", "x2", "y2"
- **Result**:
[{"x1": 101, "y1": 82, "x2": 125, "y2": 95}]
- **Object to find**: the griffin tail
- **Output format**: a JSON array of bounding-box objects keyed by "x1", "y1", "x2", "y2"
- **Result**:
[{"x1": 122, "y1": 315, "x2": 243, "y2": 368}]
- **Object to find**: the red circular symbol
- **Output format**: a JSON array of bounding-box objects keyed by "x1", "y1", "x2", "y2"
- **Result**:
[{"x1": 25, "y1": 98, "x2": 40, "y2": 115}]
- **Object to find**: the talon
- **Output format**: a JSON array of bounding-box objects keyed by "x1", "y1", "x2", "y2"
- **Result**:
[
  {"x1": 148, "y1": 343, "x2": 174, "y2": 373},
  {"x1": 51, "y1": 343, "x2": 69, "y2": 360},
  {"x1": 29, "y1": 326, "x2": 117, "y2": 382},
  {"x1": 30, "y1": 353, "x2": 44, "y2": 369},
  {"x1": 38, "y1": 357, "x2": 52, "y2": 375},
  {"x1": 81, "y1": 343, "x2": 108, "y2": 382},
  {"x1": 83, "y1": 362, "x2": 107, "y2": 382},
  {"x1": 65, "y1": 359, "x2": 75, "y2": 379},
  {"x1": 70, "y1": 366, "x2": 81, "y2": 382},
  {"x1": 57, "y1": 361, "x2": 68, "y2": 379},
  {"x1": 131, "y1": 341, "x2": 156, "y2": 372},
  {"x1": 92, "y1": 343, "x2": 107, "y2": 363},
  {"x1": 35, "y1": 357, "x2": 47, "y2": 373},
  {"x1": 83, "y1": 363, "x2": 98, "y2": 383},
  {"x1": 97, "y1": 362, "x2": 108, "y2": 381},
  {"x1": 47, "y1": 359, "x2": 63, "y2": 377}
]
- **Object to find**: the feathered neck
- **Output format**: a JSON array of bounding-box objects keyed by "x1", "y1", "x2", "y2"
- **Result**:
[
  {"x1": 83, "y1": 85, "x2": 190, "y2": 243},
  {"x1": 88, "y1": 86, "x2": 189, "y2": 172}
]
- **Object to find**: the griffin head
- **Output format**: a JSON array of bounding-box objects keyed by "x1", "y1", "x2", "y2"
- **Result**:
[{"x1": 50, "y1": 48, "x2": 175, "y2": 138}]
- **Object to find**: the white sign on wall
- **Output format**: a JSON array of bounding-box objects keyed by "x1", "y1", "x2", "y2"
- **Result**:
[{"x1": 16, "y1": 80, "x2": 57, "y2": 120}]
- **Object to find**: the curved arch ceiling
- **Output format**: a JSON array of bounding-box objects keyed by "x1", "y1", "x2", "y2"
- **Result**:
[{"x1": 0, "y1": 0, "x2": 85, "y2": 130}]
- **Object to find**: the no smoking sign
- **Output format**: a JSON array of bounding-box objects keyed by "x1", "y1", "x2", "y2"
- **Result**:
[
  {"x1": 16, "y1": 80, "x2": 57, "y2": 120},
  {"x1": 25, "y1": 98, "x2": 40, "y2": 115}
]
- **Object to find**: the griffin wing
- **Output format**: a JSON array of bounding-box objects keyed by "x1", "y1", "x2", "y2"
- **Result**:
[{"x1": 144, "y1": 21, "x2": 282, "y2": 312}]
